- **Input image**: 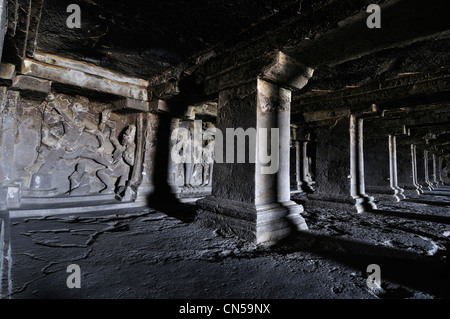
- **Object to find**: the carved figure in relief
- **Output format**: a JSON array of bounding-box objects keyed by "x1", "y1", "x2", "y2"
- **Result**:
[
  {"x1": 201, "y1": 122, "x2": 215, "y2": 186},
  {"x1": 97, "y1": 125, "x2": 136, "y2": 194},
  {"x1": 27, "y1": 99, "x2": 110, "y2": 178}
]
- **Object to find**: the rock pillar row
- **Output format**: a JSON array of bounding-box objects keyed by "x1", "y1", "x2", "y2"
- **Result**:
[
  {"x1": 197, "y1": 53, "x2": 313, "y2": 244},
  {"x1": 308, "y1": 115, "x2": 377, "y2": 213}
]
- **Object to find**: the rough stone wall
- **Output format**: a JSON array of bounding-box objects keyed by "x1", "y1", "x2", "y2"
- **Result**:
[
  {"x1": 364, "y1": 136, "x2": 390, "y2": 188},
  {"x1": 314, "y1": 118, "x2": 351, "y2": 198},
  {"x1": 397, "y1": 144, "x2": 414, "y2": 189}
]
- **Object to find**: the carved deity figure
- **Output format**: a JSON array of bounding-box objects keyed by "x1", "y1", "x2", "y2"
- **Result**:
[
  {"x1": 97, "y1": 125, "x2": 136, "y2": 195},
  {"x1": 27, "y1": 97, "x2": 110, "y2": 180}
]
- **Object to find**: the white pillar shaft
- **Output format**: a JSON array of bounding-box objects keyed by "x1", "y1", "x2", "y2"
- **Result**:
[{"x1": 350, "y1": 115, "x2": 376, "y2": 212}]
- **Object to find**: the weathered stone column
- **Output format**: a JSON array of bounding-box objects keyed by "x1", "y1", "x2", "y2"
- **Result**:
[
  {"x1": 388, "y1": 135, "x2": 406, "y2": 200},
  {"x1": 135, "y1": 112, "x2": 158, "y2": 203},
  {"x1": 350, "y1": 115, "x2": 377, "y2": 212},
  {"x1": 294, "y1": 140, "x2": 302, "y2": 191},
  {"x1": 424, "y1": 150, "x2": 434, "y2": 191},
  {"x1": 308, "y1": 115, "x2": 376, "y2": 213},
  {"x1": 432, "y1": 153, "x2": 439, "y2": 188},
  {"x1": 147, "y1": 109, "x2": 180, "y2": 206},
  {"x1": 416, "y1": 146, "x2": 427, "y2": 191},
  {"x1": 294, "y1": 136, "x2": 314, "y2": 193},
  {"x1": 408, "y1": 144, "x2": 423, "y2": 194},
  {"x1": 438, "y1": 156, "x2": 445, "y2": 186},
  {"x1": 197, "y1": 53, "x2": 313, "y2": 244}
]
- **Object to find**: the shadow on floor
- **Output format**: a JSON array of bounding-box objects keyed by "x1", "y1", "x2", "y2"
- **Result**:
[
  {"x1": 269, "y1": 228, "x2": 450, "y2": 299},
  {"x1": 371, "y1": 209, "x2": 450, "y2": 225},
  {"x1": 142, "y1": 192, "x2": 450, "y2": 298},
  {"x1": 146, "y1": 192, "x2": 199, "y2": 223}
]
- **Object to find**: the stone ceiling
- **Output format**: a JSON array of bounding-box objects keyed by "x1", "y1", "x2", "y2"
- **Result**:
[{"x1": 36, "y1": 0, "x2": 303, "y2": 79}]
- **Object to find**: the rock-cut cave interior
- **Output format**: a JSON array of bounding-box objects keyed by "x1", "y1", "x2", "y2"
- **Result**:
[{"x1": 1, "y1": 0, "x2": 450, "y2": 301}]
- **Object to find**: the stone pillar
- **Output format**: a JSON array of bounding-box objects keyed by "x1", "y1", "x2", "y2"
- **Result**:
[
  {"x1": 197, "y1": 78, "x2": 310, "y2": 243},
  {"x1": 294, "y1": 140, "x2": 302, "y2": 191},
  {"x1": 432, "y1": 153, "x2": 439, "y2": 188},
  {"x1": 309, "y1": 115, "x2": 376, "y2": 213},
  {"x1": 294, "y1": 138, "x2": 314, "y2": 193},
  {"x1": 416, "y1": 146, "x2": 427, "y2": 191},
  {"x1": 408, "y1": 144, "x2": 423, "y2": 194},
  {"x1": 388, "y1": 135, "x2": 405, "y2": 200},
  {"x1": 396, "y1": 143, "x2": 415, "y2": 195},
  {"x1": 135, "y1": 112, "x2": 158, "y2": 203},
  {"x1": 424, "y1": 150, "x2": 434, "y2": 191},
  {"x1": 438, "y1": 156, "x2": 445, "y2": 186},
  {"x1": 351, "y1": 116, "x2": 377, "y2": 212},
  {"x1": 147, "y1": 111, "x2": 180, "y2": 206}
]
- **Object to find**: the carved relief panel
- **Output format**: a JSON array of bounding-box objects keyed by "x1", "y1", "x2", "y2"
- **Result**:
[{"x1": 20, "y1": 93, "x2": 139, "y2": 198}]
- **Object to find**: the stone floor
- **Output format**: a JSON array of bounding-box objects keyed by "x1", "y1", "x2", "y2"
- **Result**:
[{"x1": 6, "y1": 193, "x2": 450, "y2": 299}]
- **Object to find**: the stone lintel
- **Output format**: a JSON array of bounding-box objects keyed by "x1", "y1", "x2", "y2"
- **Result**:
[
  {"x1": 201, "y1": 51, "x2": 313, "y2": 95},
  {"x1": 148, "y1": 79, "x2": 180, "y2": 100},
  {"x1": 259, "y1": 51, "x2": 314, "y2": 91},
  {"x1": 148, "y1": 99, "x2": 170, "y2": 113},
  {"x1": 303, "y1": 108, "x2": 350, "y2": 123},
  {"x1": 365, "y1": 124, "x2": 407, "y2": 138},
  {"x1": 12, "y1": 75, "x2": 51, "y2": 94},
  {"x1": 114, "y1": 98, "x2": 149, "y2": 112},
  {"x1": 21, "y1": 58, "x2": 148, "y2": 101}
]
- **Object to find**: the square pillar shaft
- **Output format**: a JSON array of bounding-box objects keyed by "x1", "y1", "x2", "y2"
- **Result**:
[
  {"x1": 416, "y1": 146, "x2": 426, "y2": 188},
  {"x1": 197, "y1": 80, "x2": 307, "y2": 244},
  {"x1": 424, "y1": 150, "x2": 434, "y2": 190}
]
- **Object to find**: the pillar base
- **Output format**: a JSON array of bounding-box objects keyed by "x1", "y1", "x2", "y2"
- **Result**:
[
  {"x1": 306, "y1": 193, "x2": 377, "y2": 213},
  {"x1": 366, "y1": 186, "x2": 406, "y2": 202},
  {"x1": 298, "y1": 182, "x2": 315, "y2": 194},
  {"x1": 196, "y1": 196, "x2": 308, "y2": 244}
]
